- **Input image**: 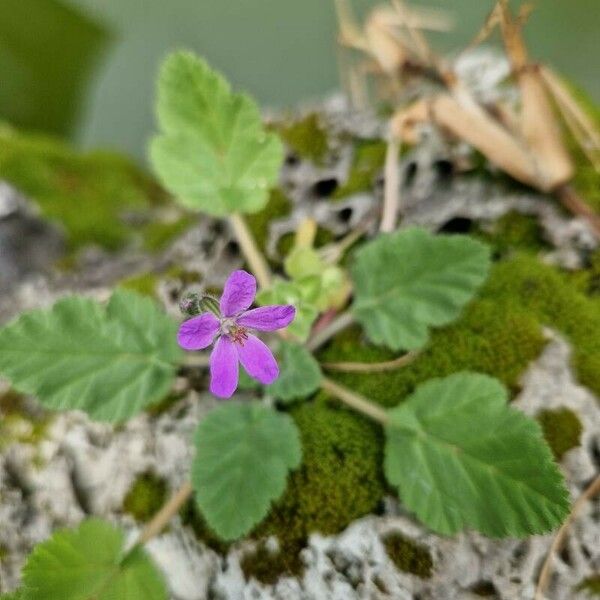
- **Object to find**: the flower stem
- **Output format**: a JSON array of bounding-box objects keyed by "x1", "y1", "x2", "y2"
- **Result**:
[
  {"x1": 183, "y1": 354, "x2": 210, "y2": 367},
  {"x1": 306, "y1": 310, "x2": 355, "y2": 352},
  {"x1": 134, "y1": 481, "x2": 194, "y2": 547},
  {"x1": 321, "y1": 350, "x2": 419, "y2": 373},
  {"x1": 380, "y1": 136, "x2": 401, "y2": 233},
  {"x1": 228, "y1": 213, "x2": 273, "y2": 289},
  {"x1": 321, "y1": 376, "x2": 389, "y2": 425}
]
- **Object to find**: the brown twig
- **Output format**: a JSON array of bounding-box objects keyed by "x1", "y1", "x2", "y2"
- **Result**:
[
  {"x1": 535, "y1": 474, "x2": 600, "y2": 600},
  {"x1": 134, "y1": 481, "x2": 194, "y2": 547},
  {"x1": 306, "y1": 311, "x2": 355, "y2": 352},
  {"x1": 321, "y1": 350, "x2": 418, "y2": 372}
]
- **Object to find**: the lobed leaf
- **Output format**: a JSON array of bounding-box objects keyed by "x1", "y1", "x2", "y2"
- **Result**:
[
  {"x1": 0, "y1": 290, "x2": 183, "y2": 422},
  {"x1": 192, "y1": 402, "x2": 301, "y2": 540},
  {"x1": 351, "y1": 228, "x2": 491, "y2": 351},
  {"x1": 384, "y1": 372, "x2": 570, "y2": 537},
  {"x1": 268, "y1": 341, "x2": 322, "y2": 403},
  {"x1": 150, "y1": 51, "x2": 283, "y2": 216},
  {"x1": 21, "y1": 519, "x2": 167, "y2": 600}
]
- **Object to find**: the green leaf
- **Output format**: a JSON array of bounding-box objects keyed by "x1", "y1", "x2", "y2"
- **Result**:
[
  {"x1": 384, "y1": 372, "x2": 570, "y2": 537},
  {"x1": 351, "y1": 228, "x2": 491, "y2": 351},
  {"x1": 21, "y1": 518, "x2": 167, "y2": 600},
  {"x1": 268, "y1": 341, "x2": 322, "y2": 403},
  {"x1": 0, "y1": 290, "x2": 183, "y2": 422},
  {"x1": 150, "y1": 51, "x2": 283, "y2": 216},
  {"x1": 192, "y1": 403, "x2": 301, "y2": 540},
  {"x1": 257, "y1": 279, "x2": 319, "y2": 342}
]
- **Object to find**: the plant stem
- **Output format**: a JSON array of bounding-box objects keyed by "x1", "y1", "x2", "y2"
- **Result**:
[
  {"x1": 134, "y1": 481, "x2": 194, "y2": 547},
  {"x1": 535, "y1": 474, "x2": 600, "y2": 600},
  {"x1": 306, "y1": 310, "x2": 355, "y2": 352},
  {"x1": 183, "y1": 354, "x2": 210, "y2": 367},
  {"x1": 321, "y1": 350, "x2": 419, "y2": 373},
  {"x1": 380, "y1": 136, "x2": 401, "y2": 233},
  {"x1": 228, "y1": 213, "x2": 273, "y2": 289},
  {"x1": 321, "y1": 376, "x2": 389, "y2": 425}
]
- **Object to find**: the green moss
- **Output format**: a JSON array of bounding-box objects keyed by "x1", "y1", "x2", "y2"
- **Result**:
[
  {"x1": 0, "y1": 391, "x2": 52, "y2": 451},
  {"x1": 577, "y1": 574, "x2": 600, "y2": 597},
  {"x1": 383, "y1": 533, "x2": 433, "y2": 579},
  {"x1": 474, "y1": 211, "x2": 548, "y2": 257},
  {"x1": 246, "y1": 188, "x2": 292, "y2": 258},
  {"x1": 142, "y1": 215, "x2": 195, "y2": 252},
  {"x1": 240, "y1": 541, "x2": 305, "y2": 585},
  {"x1": 333, "y1": 140, "x2": 386, "y2": 200},
  {"x1": 119, "y1": 272, "x2": 160, "y2": 297},
  {"x1": 0, "y1": 127, "x2": 166, "y2": 252},
  {"x1": 484, "y1": 255, "x2": 600, "y2": 397},
  {"x1": 122, "y1": 472, "x2": 168, "y2": 523},
  {"x1": 537, "y1": 408, "x2": 583, "y2": 460},
  {"x1": 274, "y1": 113, "x2": 328, "y2": 164},
  {"x1": 320, "y1": 254, "x2": 600, "y2": 406}
]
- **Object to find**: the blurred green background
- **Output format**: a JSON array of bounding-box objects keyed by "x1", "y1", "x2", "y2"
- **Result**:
[{"x1": 2, "y1": 0, "x2": 599, "y2": 162}]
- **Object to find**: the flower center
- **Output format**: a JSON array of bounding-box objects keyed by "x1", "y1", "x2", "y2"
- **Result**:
[{"x1": 228, "y1": 324, "x2": 249, "y2": 346}]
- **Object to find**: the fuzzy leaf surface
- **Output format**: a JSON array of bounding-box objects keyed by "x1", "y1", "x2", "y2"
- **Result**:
[
  {"x1": 351, "y1": 228, "x2": 490, "y2": 350},
  {"x1": 21, "y1": 519, "x2": 167, "y2": 600},
  {"x1": 150, "y1": 51, "x2": 283, "y2": 216},
  {"x1": 0, "y1": 290, "x2": 182, "y2": 422},
  {"x1": 268, "y1": 341, "x2": 322, "y2": 402},
  {"x1": 192, "y1": 402, "x2": 301, "y2": 540},
  {"x1": 384, "y1": 372, "x2": 570, "y2": 537}
]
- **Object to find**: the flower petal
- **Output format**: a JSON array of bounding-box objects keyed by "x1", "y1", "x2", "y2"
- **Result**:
[
  {"x1": 237, "y1": 305, "x2": 296, "y2": 331},
  {"x1": 237, "y1": 334, "x2": 279, "y2": 385},
  {"x1": 209, "y1": 336, "x2": 239, "y2": 398},
  {"x1": 177, "y1": 313, "x2": 219, "y2": 350},
  {"x1": 220, "y1": 270, "x2": 256, "y2": 317}
]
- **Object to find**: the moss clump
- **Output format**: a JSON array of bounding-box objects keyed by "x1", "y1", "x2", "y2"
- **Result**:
[
  {"x1": 0, "y1": 390, "x2": 52, "y2": 451},
  {"x1": 0, "y1": 127, "x2": 166, "y2": 252},
  {"x1": 142, "y1": 215, "x2": 195, "y2": 252},
  {"x1": 246, "y1": 188, "x2": 292, "y2": 258},
  {"x1": 319, "y1": 300, "x2": 545, "y2": 407},
  {"x1": 474, "y1": 211, "x2": 548, "y2": 257},
  {"x1": 123, "y1": 472, "x2": 168, "y2": 523},
  {"x1": 333, "y1": 140, "x2": 386, "y2": 199},
  {"x1": 240, "y1": 541, "x2": 304, "y2": 585},
  {"x1": 275, "y1": 113, "x2": 328, "y2": 164},
  {"x1": 119, "y1": 272, "x2": 160, "y2": 297},
  {"x1": 383, "y1": 533, "x2": 433, "y2": 579},
  {"x1": 577, "y1": 574, "x2": 600, "y2": 597},
  {"x1": 537, "y1": 408, "x2": 583, "y2": 460},
  {"x1": 484, "y1": 255, "x2": 600, "y2": 397}
]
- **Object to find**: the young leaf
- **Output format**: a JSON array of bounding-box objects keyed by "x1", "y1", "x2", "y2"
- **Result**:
[
  {"x1": 257, "y1": 279, "x2": 319, "y2": 342},
  {"x1": 351, "y1": 228, "x2": 490, "y2": 351},
  {"x1": 268, "y1": 341, "x2": 322, "y2": 403},
  {"x1": 192, "y1": 402, "x2": 301, "y2": 540},
  {"x1": 150, "y1": 51, "x2": 283, "y2": 216},
  {"x1": 384, "y1": 372, "x2": 570, "y2": 537},
  {"x1": 21, "y1": 518, "x2": 167, "y2": 600},
  {"x1": 0, "y1": 290, "x2": 183, "y2": 422}
]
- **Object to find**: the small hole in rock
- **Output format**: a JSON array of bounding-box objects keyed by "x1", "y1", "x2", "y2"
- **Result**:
[
  {"x1": 403, "y1": 161, "x2": 418, "y2": 187},
  {"x1": 285, "y1": 153, "x2": 300, "y2": 167},
  {"x1": 337, "y1": 207, "x2": 353, "y2": 223},
  {"x1": 470, "y1": 581, "x2": 498, "y2": 597},
  {"x1": 438, "y1": 217, "x2": 473, "y2": 234},
  {"x1": 434, "y1": 159, "x2": 454, "y2": 181},
  {"x1": 225, "y1": 240, "x2": 240, "y2": 257},
  {"x1": 312, "y1": 178, "x2": 338, "y2": 198}
]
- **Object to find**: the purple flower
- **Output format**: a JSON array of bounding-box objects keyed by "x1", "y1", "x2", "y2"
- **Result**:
[{"x1": 177, "y1": 270, "x2": 296, "y2": 398}]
